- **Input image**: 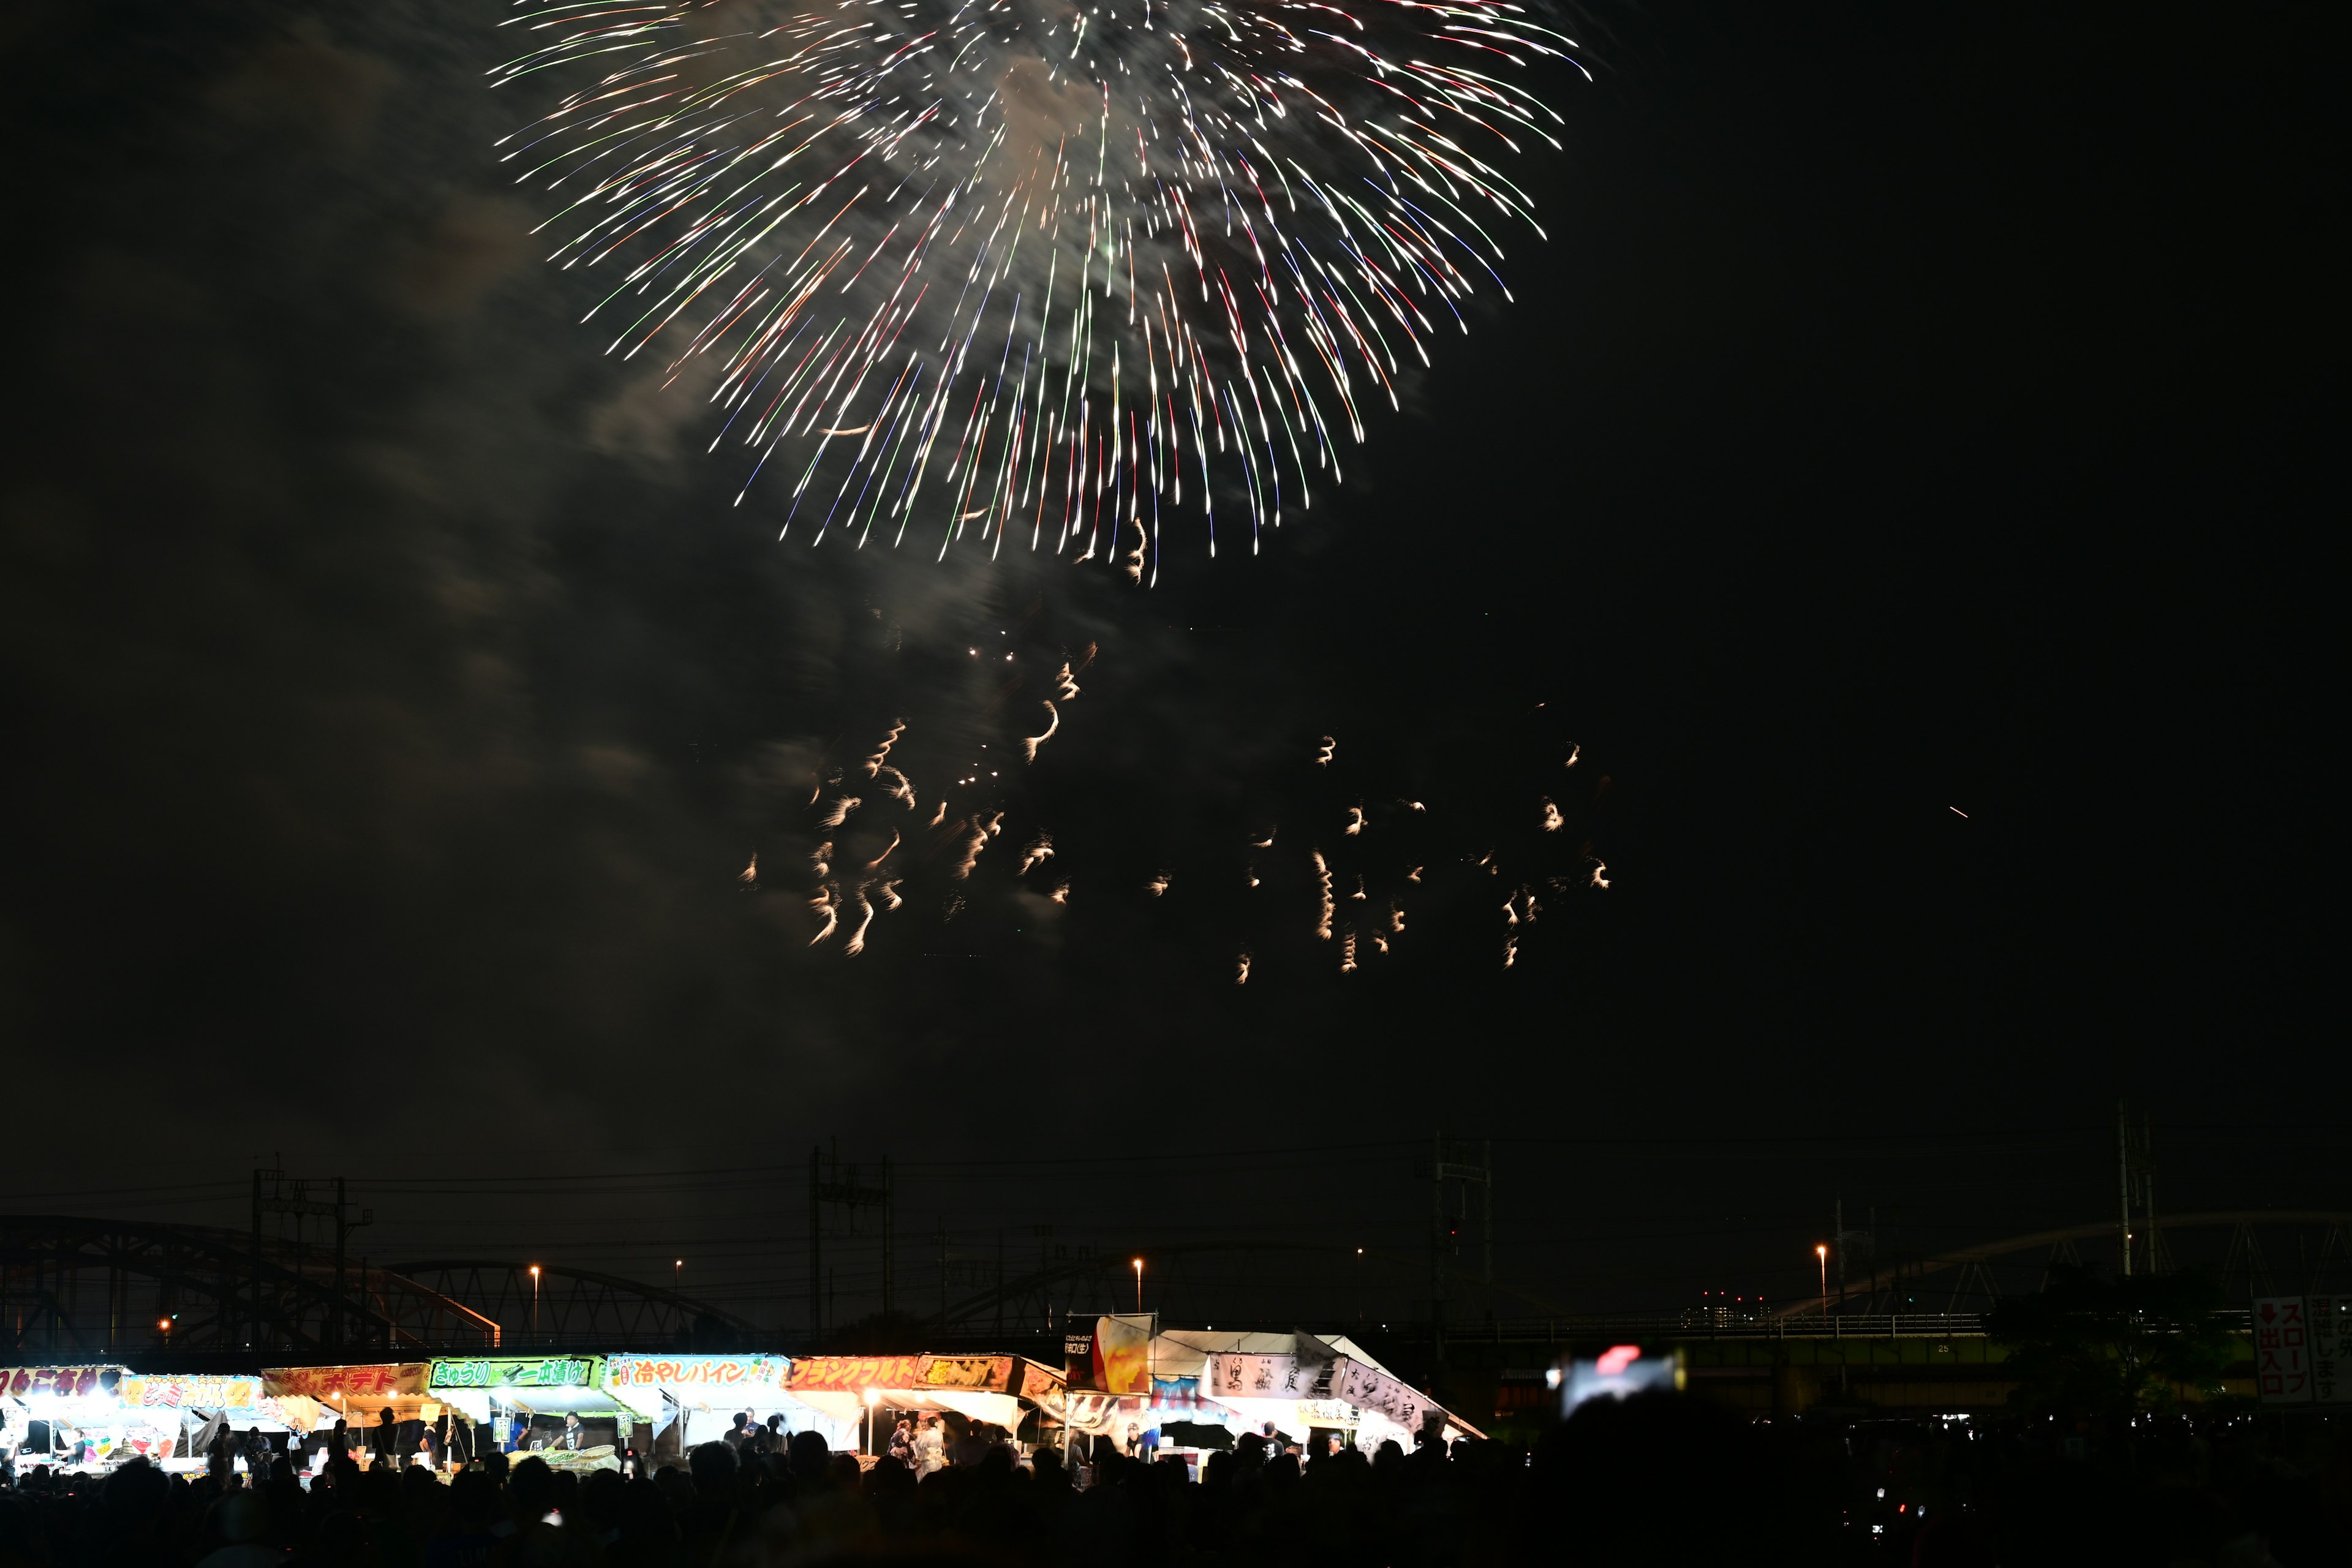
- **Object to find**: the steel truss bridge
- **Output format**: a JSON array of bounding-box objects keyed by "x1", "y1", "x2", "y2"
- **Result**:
[{"x1": 0, "y1": 1217, "x2": 750, "y2": 1359}]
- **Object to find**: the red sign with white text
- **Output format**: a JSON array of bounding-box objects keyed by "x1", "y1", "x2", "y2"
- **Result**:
[{"x1": 2255, "y1": 1297, "x2": 2312, "y2": 1404}]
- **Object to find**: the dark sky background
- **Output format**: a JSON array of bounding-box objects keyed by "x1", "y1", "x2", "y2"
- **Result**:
[{"x1": 1, "y1": 1, "x2": 2332, "y2": 1330}]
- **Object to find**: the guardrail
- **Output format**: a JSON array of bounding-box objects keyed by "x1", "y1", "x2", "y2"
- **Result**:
[{"x1": 1417, "y1": 1308, "x2": 2254, "y2": 1343}]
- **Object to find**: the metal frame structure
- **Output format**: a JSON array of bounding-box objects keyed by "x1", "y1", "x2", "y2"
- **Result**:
[
  {"x1": 0, "y1": 1216, "x2": 497, "y2": 1355},
  {"x1": 388, "y1": 1261, "x2": 760, "y2": 1349}
]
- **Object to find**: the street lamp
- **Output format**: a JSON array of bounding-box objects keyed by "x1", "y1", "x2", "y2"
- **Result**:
[
  {"x1": 530, "y1": 1265, "x2": 541, "y2": 1340},
  {"x1": 1815, "y1": 1245, "x2": 1829, "y2": 1317},
  {"x1": 864, "y1": 1388, "x2": 880, "y2": 1455},
  {"x1": 674, "y1": 1259, "x2": 684, "y2": 1292},
  {"x1": 1132, "y1": 1257, "x2": 1144, "y2": 1314}
]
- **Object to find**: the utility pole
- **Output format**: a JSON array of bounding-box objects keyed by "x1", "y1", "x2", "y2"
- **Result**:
[
  {"x1": 1835, "y1": 1197, "x2": 1846, "y2": 1314},
  {"x1": 1482, "y1": 1138, "x2": 1494, "y2": 1316},
  {"x1": 1419, "y1": 1133, "x2": 1493, "y2": 1335},
  {"x1": 2126, "y1": 1100, "x2": 2145, "y2": 1278},
  {"x1": 937, "y1": 1219, "x2": 949, "y2": 1326},
  {"x1": 332, "y1": 1178, "x2": 345, "y2": 1352},
  {"x1": 810, "y1": 1143, "x2": 892, "y2": 1336},
  {"x1": 253, "y1": 1164, "x2": 366, "y2": 1350},
  {"x1": 251, "y1": 1166, "x2": 266, "y2": 1350}
]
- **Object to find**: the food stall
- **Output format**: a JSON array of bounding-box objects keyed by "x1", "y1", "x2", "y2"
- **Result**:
[
  {"x1": 602, "y1": 1354, "x2": 809, "y2": 1457},
  {"x1": 780, "y1": 1354, "x2": 1070, "y2": 1454},
  {"x1": 426, "y1": 1355, "x2": 636, "y2": 1472},
  {"x1": 1061, "y1": 1329, "x2": 1482, "y2": 1461},
  {"x1": 261, "y1": 1363, "x2": 437, "y2": 1470},
  {"x1": 4, "y1": 1365, "x2": 316, "y2": 1475}
]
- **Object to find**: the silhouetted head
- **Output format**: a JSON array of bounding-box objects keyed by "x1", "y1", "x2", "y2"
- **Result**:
[
  {"x1": 450, "y1": 1469, "x2": 499, "y2": 1528},
  {"x1": 788, "y1": 1429, "x2": 831, "y2": 1481},
  {"x1": 508, "y1": 1456, "x2": 557, "y2": 1522},
  {"x1": 690, "y1": 1439, "x2": 739, "y2": 1496}
]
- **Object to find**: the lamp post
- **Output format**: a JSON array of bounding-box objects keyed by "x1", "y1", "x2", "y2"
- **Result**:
[
  {"x1": 1132, "y1": 1258, "x2": 1144, "y2": 1314},
  {"x1": 864, "y1": 1388, "x2": 880, "y2": 1455},
  {"x1": 1815, "y1": 1245, "x2": 1829, "y2": 1317},
  {"x1": 530, "y1": 1265, "x2": 541, "y2": 1341},
  {"x1": 674, "y1": 1259, "x2": 683, "y2": 1293}
]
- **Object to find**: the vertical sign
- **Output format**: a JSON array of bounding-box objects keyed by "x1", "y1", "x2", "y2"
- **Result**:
[
  {"x1": 2308, "y1": 1295, "x2": 2348, "y2": 1406},
  {"x1": 2253, "y1": 1296, "x2": 2312, "y2": 1404}
]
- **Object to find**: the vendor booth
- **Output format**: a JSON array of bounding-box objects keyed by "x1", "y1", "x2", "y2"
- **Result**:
[
  {"x1": 780, "y1": 1354, "x2": 1070, "y2": 1454},
  {"x1": 5, "y1": 1365, "x2": 315, "y2": 1476},
  {"x1": 1058, "y1": 1328, "x2": 1482, "y2": 1465},
  {"x1": 602, "y1": 1354, "x2": 813, "y2": 1457},
  {"x1": 262, "y1": 1363, "x2": 443, "y2": 1470},
  {"x1": 427, "y1": 1355, "x2": 636, "y2": 1472}
]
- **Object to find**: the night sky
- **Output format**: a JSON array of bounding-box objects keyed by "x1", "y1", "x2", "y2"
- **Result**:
[{"x1": 1, "y1": 1, "x2": 2331, "y2": 1328}]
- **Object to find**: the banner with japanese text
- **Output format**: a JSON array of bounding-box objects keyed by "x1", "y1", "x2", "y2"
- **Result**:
[
  {"x1": 785, "y1": 1355, "x2": 925, "y2": 1392},
  {"x1": 2254, "y1": 1297, "x2": 2312, "y2": 1404},
  {"x1": 264, "y1": 1364, "x2": 430, "y2": 1402}
]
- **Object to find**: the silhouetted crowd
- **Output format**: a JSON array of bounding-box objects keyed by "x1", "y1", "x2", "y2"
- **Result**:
[{"x1": 2, "y1": 1395, "x2": 2348, "y2": 1566}]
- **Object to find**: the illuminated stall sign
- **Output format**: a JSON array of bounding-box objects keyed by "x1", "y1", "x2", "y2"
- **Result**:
[
  {"x1": 1207, "y1": 1352, "x2": 1340, "y2": 1401},
  {"x1": 429, "y1": 1357, "x2": 600, "y2": 1391},
  {"x1": 1017, "y1": 1361, "x2": 1068, "y2": 1418},
  {"x1": 607, "y1": 1355, "x2": 788, "y2": 1392},
  {"x1": 263, "y1": 1364, "x2": 429, "y2": 1402},
  {"x1": 119, "y1": 1376, "x2": 260, "y2": 1412},
  {"x1": 3, "y1": 1367, "x2": 125, "y2": 1400},
  {"x1": 919, "y1": 1355, "x2": 1013, "y2": 1393},
  {"x1": 785, "y1": 1355, "x2": 925, "y2": 1393}
]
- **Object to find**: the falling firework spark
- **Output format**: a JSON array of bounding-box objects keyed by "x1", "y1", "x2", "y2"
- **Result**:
[
  {"x1": 739, "y1": 851, "x2": 759, "y2": 888},
  {"x1": 810, "y1": 884, "x2": 840, "y2": 943},
  {"x1": 1343, "y1": 804, "x2": 1365, "y2": 835},
  {"x1": 864, "y1": 721, "x2": 905, "y2": 775},
  {"x1": 1145, "y1": 870, "x2": 1172, "y2": 895},
  {"x1": 1540, "y1": 797, "x2": 1561, "y2": 831},
  {"x1": 1017, "y1": 831, "x2": 1055, "y2": 874},
  {"x1": 1339, "y1": 929, "x2": 1357, "y2": 973},
  {"x1": 494, "y1": 0, "x2": 1579, "y2": 577},
  {"x1": 820, "y1": 794, "x2": 862, "y2": 829},
  {"x1": 1588, "y1": 857, "x2": 1608, "y2": 890},
  {"x1": 812, "y1": 840, "x2": 833, "y2": 876},
  {"x1": 842, "y1": 883, "x2": 877, "y2": 954},
  {"x1": 1311, "y1": 849, "x2": 1334, "y2": 938},
  {"x1": 1023, "y1": 699, "x2": 1059, "y2": 761},
  {"x1": 1314, "y1": 736, "x2": 1336, "y2": 767}
]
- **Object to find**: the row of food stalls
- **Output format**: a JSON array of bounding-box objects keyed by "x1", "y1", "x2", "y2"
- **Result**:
[{"x1": 3, "y1": 1324, "x2": 1476, "y2": 1478}]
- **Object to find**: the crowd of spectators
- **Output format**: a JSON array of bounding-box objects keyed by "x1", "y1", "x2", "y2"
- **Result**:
[{"x1": 1, "y1": 1395, "x2": 2345, "y2": 1566}]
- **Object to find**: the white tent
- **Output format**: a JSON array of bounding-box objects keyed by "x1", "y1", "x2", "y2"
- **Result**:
[{"x1": 1142, "y1": 1329, "x2": 1482, "y2": 1447}]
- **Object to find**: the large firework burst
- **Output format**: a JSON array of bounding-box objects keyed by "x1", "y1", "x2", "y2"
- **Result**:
[{"x1": 494, "y1": 0, "x2": 1583, "y2": 579}]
